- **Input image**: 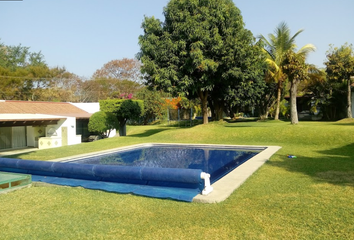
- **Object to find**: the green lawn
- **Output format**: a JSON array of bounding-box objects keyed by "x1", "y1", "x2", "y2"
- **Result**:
[{"x1": 1, "y1": 120, "x2": 354, "y2": 239}]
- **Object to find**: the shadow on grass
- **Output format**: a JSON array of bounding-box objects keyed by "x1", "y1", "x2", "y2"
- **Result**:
[
  {"x1": 127, "y1": 128, "x2": 170, "y2": 137},
  {"x1": 266, "y1": 143, "x2": 354, "y2": 187},
  {"x1": 224, "y1": 118, "x2": 259, "y2": 123},
  {"x1": 332, "y1": 123, "x2": 354, "y2": 126}
]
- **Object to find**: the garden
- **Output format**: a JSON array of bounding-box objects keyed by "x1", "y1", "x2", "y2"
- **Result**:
[{"x1": 1, "y1": 120, "x2": 353, "y2": 239}]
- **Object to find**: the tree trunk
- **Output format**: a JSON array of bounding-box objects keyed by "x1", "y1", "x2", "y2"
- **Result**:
[
  {"x1": 213, "y1": 99, "x2": 224, "y2": 120},
  {"x1": 118, "y1": 124, "x2": 127, "y2": 136},
  {"x1": 117, "y1": 119, "x2": 127, "y2": 136},
  {"x1": 290, "y1": 80, "x2": 299, "y2": 124},
  {"x1": 347, "y1": 78, "x2": 352, "y2": 118},
  {"x1": 199, "y1": 90, "x2": 209, "y2": 124},
  {"x1": 274, "y1": 81, "x2": 282, "y2": 120}
]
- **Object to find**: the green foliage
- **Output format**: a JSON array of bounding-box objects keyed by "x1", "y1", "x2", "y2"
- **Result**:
[
  {"x1": 282, "y1": 51, "x2": 309, "y2": 82},
  {"x1": 304, "y1": 68, "x2": 347, "y2": 120},
  {"x1": 282, "y1": 51, "x2": 310, "y2": 124},
  {"x1": 0, "y1": 40, "x2": 50, "y2": 100},
  {"x1": 179, "y1": 97, "x2": 202, "y2": 117},
  {"x1": 136, "y1": 88, "x2": 167, "y2": 124},
  {"x1": 0, "y1": 40, "x2": 89, "y2": 102},
  {"x1": 100, "y1": 99, "x2": 144, "y2": 135},
  {"x1": 138, "y1": 0, "x2": 264, "y2": 123},
  {"x1": 325, "y1": 43, "x2": 354, "y2": 118},
  {"x1": 325, "y1": 43, "x2": 354, "y2": 82},
  {"x1": 0, "y1": 41, "x2": 46, "y2": 70},
  {"x1": 259, "y1": 22, "x2": 315, "y2": 120},
  {"x1": 88, "y1": 111, "x2": 119, "y2": 137}
]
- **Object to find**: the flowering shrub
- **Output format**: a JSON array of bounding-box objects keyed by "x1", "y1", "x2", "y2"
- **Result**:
[
  {"x1": 164, "y1": 97, "x2": 181, "y2": 109},
  {"x1": 119, "y1": 93, "x2": 133, "y2": 99}
]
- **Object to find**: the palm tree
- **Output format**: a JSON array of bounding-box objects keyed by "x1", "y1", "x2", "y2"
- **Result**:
[{"x1": 259, "y1": 22, "x2": 315, "y2": 120}]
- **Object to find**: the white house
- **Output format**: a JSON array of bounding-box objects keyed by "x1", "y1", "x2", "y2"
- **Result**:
[
  {"x1": 0, "y1": 100, "x2": 92, "y2": 150},
  {"x1": 70, "y1": 102, "x2": 117, "y2": 137}
]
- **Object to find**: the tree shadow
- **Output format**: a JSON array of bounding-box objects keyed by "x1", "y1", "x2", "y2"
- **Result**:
[
  {"x1": 127, "y1": 128, "x2": 170, "y2": 138},
  {"x1": 266, "y1": 143, "x2": 354, "y2": 187},
  {"x1": 331, "y1": 122, "x2": 354, "y2": 126},
  {"x1": 224, "y1": 124, "x2": 263, "y2": 128}
]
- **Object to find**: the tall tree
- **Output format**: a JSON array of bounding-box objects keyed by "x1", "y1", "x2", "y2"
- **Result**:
[
  {"x1": 325, "y1": 43, "x2": 354, "y2": 118},
  {"x1": 259, "y1": 22, "x2": 315, "y2": 120},
  {"x1": 138, "y1": 0, "x2": 261, "y2": 124},
  {"x1": 282, "y1": 51, "x2": 311, "y2": 124}
]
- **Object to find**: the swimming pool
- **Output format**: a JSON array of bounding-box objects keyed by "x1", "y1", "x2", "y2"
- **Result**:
[
  {"x1": 0, "y1": 143, "x2": 281, "y2": 202},
  {"x1": 67, "y1": 144, "x2": 262, "y2": 184}
]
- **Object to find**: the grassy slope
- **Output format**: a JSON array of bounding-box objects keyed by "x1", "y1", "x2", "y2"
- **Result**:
[{"x1": 1, "y1": 121, "x2": 354, "y2": 239}]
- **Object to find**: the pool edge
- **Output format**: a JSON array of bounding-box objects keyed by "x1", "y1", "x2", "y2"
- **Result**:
[
  {"x1": 49, "y1": 143, "x2": 281, "y2": 203},
  {"x1": 192, "y1": 145, "x2": 282, "y2": 203}
]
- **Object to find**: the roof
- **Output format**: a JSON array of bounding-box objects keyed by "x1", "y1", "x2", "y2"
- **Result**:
[
  {"x1": 0, "y1": 100, "x2": 92, "y2": 119},
  {"x1": 0, "y1": 114, "x2": 65, "y2": 127},
  {"x1": 70, "y1": 102, "x2": 100, "y2": 113}
]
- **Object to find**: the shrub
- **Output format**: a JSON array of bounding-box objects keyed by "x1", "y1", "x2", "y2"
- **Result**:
[{"x1": 88, "y1": 111, "x2": 119, "y2": 137}]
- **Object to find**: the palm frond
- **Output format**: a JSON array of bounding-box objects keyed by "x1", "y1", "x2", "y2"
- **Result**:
[{"x1": 297, "y1": 44, "x2": 316, "y2": 58}]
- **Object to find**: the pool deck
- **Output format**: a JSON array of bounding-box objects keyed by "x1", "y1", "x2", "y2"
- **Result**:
[{"x1": 193, "y1": 145, "x2": 281, "y2": 203}]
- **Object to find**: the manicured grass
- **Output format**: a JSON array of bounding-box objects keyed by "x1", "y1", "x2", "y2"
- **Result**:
[{"x1": 1, "y1": 121, "x2": 354, "y2": 239}]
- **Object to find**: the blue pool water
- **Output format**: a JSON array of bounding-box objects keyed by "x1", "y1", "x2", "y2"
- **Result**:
[
  {"x1": 0, "y1": 144, "x2": 266, "y2": 202},
  {"x1": 68, "y1": 145, "x2": 261, "y2": 184}
]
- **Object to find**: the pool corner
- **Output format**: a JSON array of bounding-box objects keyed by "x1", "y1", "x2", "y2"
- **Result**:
[{"x1": 193, "y1": 146, "x2": 281, "y2": 203}]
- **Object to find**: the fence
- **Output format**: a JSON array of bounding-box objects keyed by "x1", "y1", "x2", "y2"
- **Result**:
[{"x1": 168, "y1": 108, "x2": 194, "y2": 126}]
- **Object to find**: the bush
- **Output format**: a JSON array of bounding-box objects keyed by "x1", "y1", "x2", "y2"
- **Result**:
[
  {"x1": 99, "y1": 99, "x2": 144, "y2": 136},
  {"x1": 88, "y1": 111, "x2": 119, "y2": 137}
]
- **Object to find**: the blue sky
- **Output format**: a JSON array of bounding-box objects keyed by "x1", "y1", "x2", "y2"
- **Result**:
[{"x1": 1, "y1": 0, "x2": 353, "y2": 78}]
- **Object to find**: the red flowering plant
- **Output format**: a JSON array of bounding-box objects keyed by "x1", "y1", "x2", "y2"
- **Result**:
[{"x1": 119, "y1": 93, "x2": 133, "y2": 99}]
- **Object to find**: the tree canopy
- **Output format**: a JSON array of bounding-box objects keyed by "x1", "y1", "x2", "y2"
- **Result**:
[
  {"x1": 325, "y1": 43, "x2": 354, "y2": 118},
  {"x1": 92, "y1": 58, "x2": 142, "y2": 83},
  {"x1": 88, "y1": 111, "x2": 119, "y2": 137},
  {"x1": 138, "y1": 0, "x2": 265, "y2": 123},
  {"x1": 99, "y1": 99, "x2": 144, "y2": 136}
]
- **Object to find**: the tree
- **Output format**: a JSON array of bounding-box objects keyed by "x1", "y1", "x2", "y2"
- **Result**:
[
  {"x1": 0, "y1": 41, "x2": 49, "y2": 100},
  {"x1": 282, "y1": 51, "x2": 310, "y2": 124},
  {"x1": 88, "y1": 111, "x2": 119, "y2": 137},
  {"x1": 136, "y1": 88, "x2": 167, "y2": 124},
  {"x1": 99, "y1": 99, "x2": 144, "y2": 136},
  {"x1": 93, "y1": 58, "x2": 142, "y2": 83},
  {"x1": 138, "y1": 0, "x2": 261, "y2": 124},
  {"x1": 303, "y1": 68, "x2": 346, "y2": 120},
  {"x1": 91, "y1": 58, "x2": 143, "y2": 101},
  {"x1": 325, "y1": 43, "x2": 354, "y2": 118},
  {"x1": 259, "y1": 22, "x2": 315, "y2": 120}
]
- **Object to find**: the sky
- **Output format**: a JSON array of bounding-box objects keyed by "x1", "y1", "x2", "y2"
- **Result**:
[{"x1": 1, "y1": 0, "x2": 353, "y2": 78}]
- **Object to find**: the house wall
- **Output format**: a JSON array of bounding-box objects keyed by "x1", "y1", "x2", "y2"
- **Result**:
[
  {"x1": 26, "y1": 126, "x2": 45, "y2": 147},
  {"x1": 0, "y1": 127, "x2": 12, "y2": 149},
  {"x1": 38, "y1": 117, "x2": 81, "y2": 150}
]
